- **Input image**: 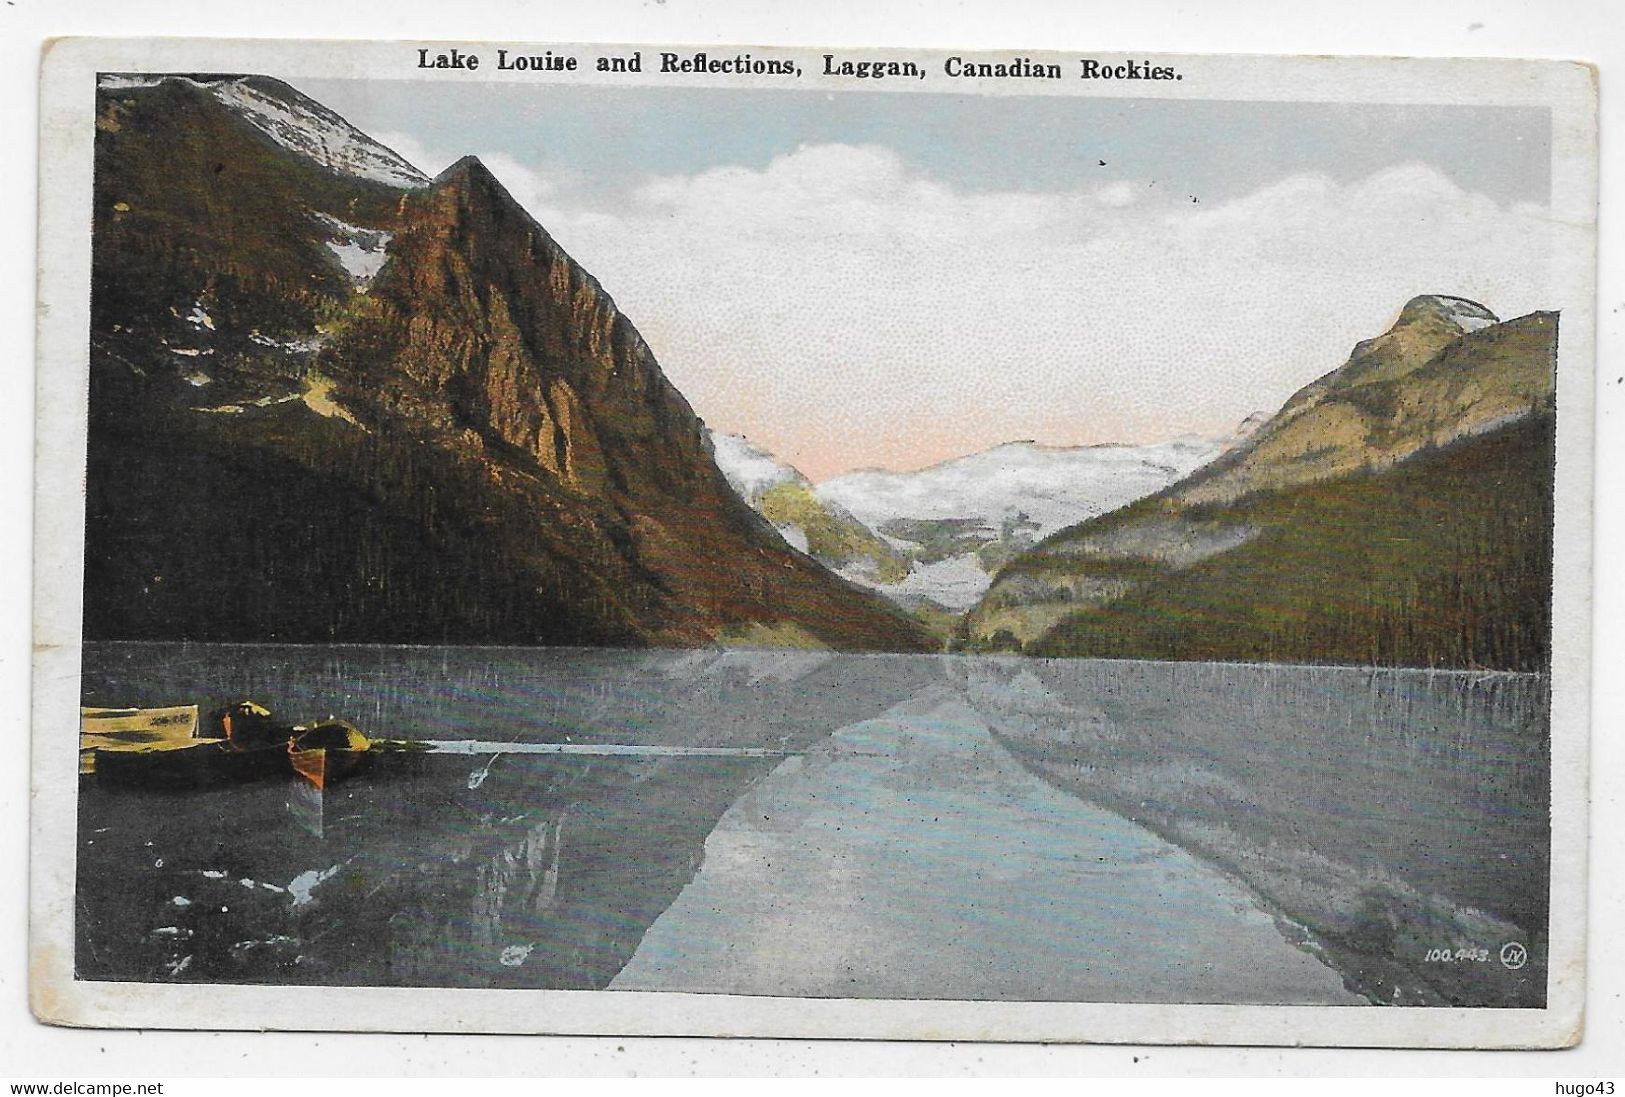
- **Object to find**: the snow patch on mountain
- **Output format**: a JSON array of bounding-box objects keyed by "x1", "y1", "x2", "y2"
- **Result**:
[
  {"x1": 1427, "y1": 295, "x2": 1499, "y2": 333},
  {"x1": 313, "y1": 213, "x2": 392, "y2": 287},
  {"x1": 249, "y1": 331, "x2": 323, "y2": 354},
  {"x1": 326, "y1": 239, "x2": 388, "y2": 283},
  {"x1": 709, "y1": 431, "x2": 804, "y2": 502},
  {"x1": 99, "y1": 75, "x2": 180, "y2": 90},
  {"x1": 179, "y1": 302, "x2": 215, "y2": 330},
  {"x1": 708, "y1": 431, "x2": 832, "y2": 557}
]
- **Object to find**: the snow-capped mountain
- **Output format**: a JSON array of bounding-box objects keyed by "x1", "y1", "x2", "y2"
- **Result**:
[
  {"x1": 709, "y1": 431, "x2": 1227, "y2": 613},
  {"x1": 820, "y1": 439, "x2": 1224, "y2": 545},
  {"x1": 99, "y1": 74, "x2": 429, "y2": 189}
]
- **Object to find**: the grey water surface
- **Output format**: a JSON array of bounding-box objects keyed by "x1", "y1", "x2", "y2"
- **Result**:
[
  {"x1": 612, "y1": 689, "x2": 1358, "y2": 1003},
  {"x1": 74, "y1": 643, "x2": 1545, "y2": 1004}
]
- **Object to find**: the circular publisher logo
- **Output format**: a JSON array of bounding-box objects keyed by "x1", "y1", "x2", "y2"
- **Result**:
[{"x1": 1500, "y1": 942, "x2": 1528, "y2": 970}]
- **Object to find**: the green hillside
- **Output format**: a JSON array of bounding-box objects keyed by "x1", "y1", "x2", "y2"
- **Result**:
[
  {"x1": 1014, "y1": 412, "x2": 1553, "y2": 669},
  {"x1": 757, "y1": 481, "x2": 910, "y2": 584}
]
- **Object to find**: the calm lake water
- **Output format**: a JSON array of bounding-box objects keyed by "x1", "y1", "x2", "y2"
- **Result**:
[{"x1": 74, "y1": 643, "x2": 1548, "y2": 1005}]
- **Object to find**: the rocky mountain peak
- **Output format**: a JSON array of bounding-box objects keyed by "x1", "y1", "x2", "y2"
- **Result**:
[
  {"x1": 325, "y1": 145, "x2": 709, "y2": 503},
  {"x1": 86, "y1": 74, "x2": 931, "y2": 651},
  {"x1": 1260, "y1": 294, "x2": 1513, "y2": 442},
  {"x1": 433, "y1": 153, "x2": 496, "y2": 186},
  {"x1": 1396, "y1": 294, "x2": 1499, "y2": 334},
  {"x1": 1177, "y1": 295, "x2": 1552, "y2": 510}
]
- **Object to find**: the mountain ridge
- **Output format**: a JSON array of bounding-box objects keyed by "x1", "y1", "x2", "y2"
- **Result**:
[
  {"x1": 100, "y1": 73, "x2": 430, "y2": 188},
  {"x1": 961, "y1": 294, "x2": 1557, "y2": 668},
  {"x1": 1171, "y1": 295, "x2": 1554, "y2": 506}
]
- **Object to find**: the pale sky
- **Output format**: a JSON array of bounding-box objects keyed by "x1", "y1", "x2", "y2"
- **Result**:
[{"x1": 304, "y1": 79, "x2": 1555, "y2": 481}]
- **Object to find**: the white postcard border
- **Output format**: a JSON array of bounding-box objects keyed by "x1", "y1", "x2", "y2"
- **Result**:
[{"x1": 30, "y1": 35, "x2": 1599, "y2": 1047}]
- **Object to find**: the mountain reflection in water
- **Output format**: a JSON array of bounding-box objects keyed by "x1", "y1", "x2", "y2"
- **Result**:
[
  {"x1": 75, "y1": 644, "x2": 1547, "y2": 1005},
  {"x1": 76, "y1": 644, "x2": 937, "y2": 989}
]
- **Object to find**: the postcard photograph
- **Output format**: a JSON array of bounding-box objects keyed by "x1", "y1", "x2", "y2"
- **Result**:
[{"x1": 30, "y1": 39, "x2": 1597, "y2": 1045}]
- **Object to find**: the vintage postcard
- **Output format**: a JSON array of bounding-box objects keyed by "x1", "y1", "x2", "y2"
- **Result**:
[{"x1": 31, "y1": 37, "x2": 1597, "y2": 1046}]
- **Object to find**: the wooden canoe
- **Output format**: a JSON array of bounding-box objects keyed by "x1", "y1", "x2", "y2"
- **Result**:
[{"x1": 288, "y1": 720, "x2": 372, "y2": 791}]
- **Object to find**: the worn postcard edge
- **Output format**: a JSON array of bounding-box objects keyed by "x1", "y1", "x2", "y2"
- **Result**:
[{"x1": 29, "y1": 35, "x2": 1600, "y2": 1047}]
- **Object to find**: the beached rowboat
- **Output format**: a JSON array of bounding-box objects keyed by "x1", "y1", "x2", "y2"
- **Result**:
[
  {"x1": 81, "y1": 704, "x2": 372, "y2": 790},
  {"x1": 80, "y1": 704, "x2": 202, "y2": 775}
]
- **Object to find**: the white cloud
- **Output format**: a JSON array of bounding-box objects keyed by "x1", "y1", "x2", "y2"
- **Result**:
[
  {"x1": 482, "y1": 144, "x2": 1564, "y2": 480},
  {"x1": 375, "y1": 134, "x2": 563, "y2": 217},
  {"x1": 1093, "y1": 180, "x2": 1139, "y2": 208}
]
